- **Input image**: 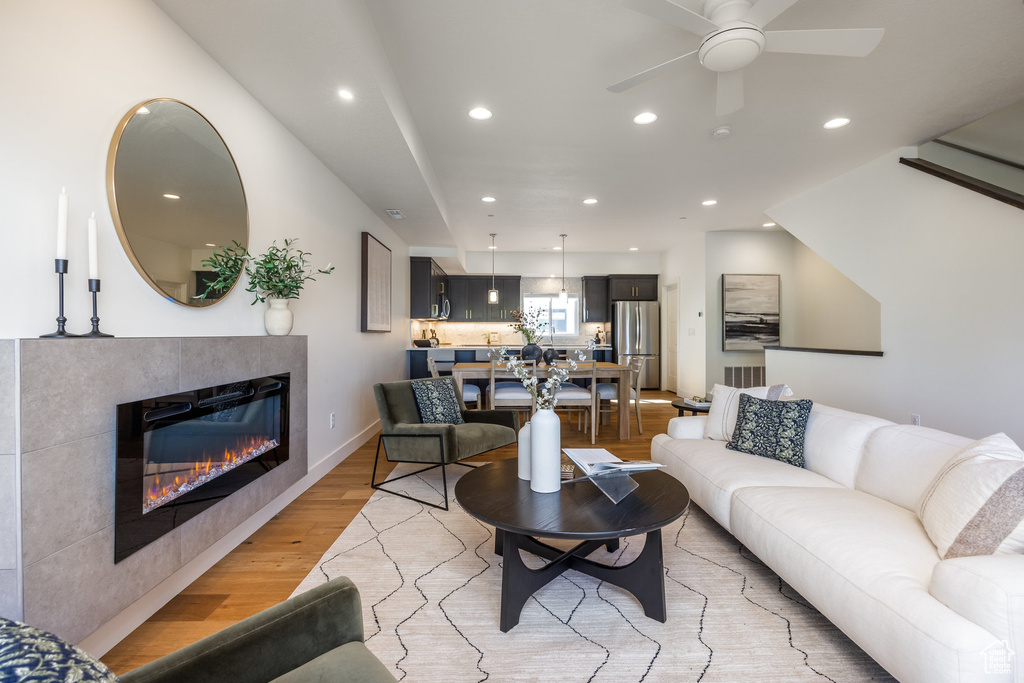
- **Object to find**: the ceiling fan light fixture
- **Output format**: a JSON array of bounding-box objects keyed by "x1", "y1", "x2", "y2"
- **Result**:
[
  {"x1": 698, "y1": 27, "x2": 765, "y2": 72},
  {"x1": 633, "y1": 112, "x2": 658, "y2": 124},
  {"x1": 824, "y1": 117, "x2": 851, "y2": 129}
]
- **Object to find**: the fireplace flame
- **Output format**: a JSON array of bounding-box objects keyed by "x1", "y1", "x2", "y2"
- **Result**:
[{"x1": 143, "y1": 435, "x2": 279, "y2": 514}]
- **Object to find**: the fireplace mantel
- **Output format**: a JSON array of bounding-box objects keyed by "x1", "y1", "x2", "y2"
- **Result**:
[{"x1": 0, "y1": 336, "x2": 307, "y2": 645}]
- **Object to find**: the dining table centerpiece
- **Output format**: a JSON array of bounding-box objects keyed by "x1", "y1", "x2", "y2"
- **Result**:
[
  {"x1": 497, "y1": 346, "x2": 585, "y2": 493},
  {"x1": 508, "y1": 307, "x2": 546, "y2": 364},
  {"x1": 197, "y1": 238, "x2": 334, "y2": 335}
]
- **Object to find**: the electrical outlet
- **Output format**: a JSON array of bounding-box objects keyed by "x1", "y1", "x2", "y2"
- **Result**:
[
  {"x1": 330, "y1": 412, "x2": 336, "y2": 429},
  {"x1": 911, "y1": 414, "x2": 921, "y2": 426}
]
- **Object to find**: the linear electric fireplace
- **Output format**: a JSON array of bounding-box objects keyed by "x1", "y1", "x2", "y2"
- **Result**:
[{"x1": 115, "y1": 374, "x2": 290, "y2": 562}]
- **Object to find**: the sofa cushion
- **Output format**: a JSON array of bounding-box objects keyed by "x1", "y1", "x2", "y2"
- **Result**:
[
  {"x1": 930, "y1": 554, "x2": 1024, "y2": 646},
  {"x1": 729, "y1": 486, "x2": 1001, "y2": 683},
  {"x1": 650, "y1": 435, "x2": 841, "y2": 531},
  {"x1": 704, "y1": 384, "x2": 770, "y2": 441},
  {"x1": 271, "y1": 642, "x2": 397, "y2": 682},
  {"x1": 0, "y1": 617, "x2": 117, "y2": 683},
  {"x1": 917, "y1": 433, "x2": 1024, "y2": 559},
  {"x1": 856, "y1": 424, "x2": 972, "y2": 511},
  {"x1": 411, "y1": 378, "x2": 464, "y2": 425},
  {"x1": 726, "y1": 394, "x2": 813, "y2": 467},
  {"x1": 802, "y1": 404, "x2": 893, "y2": 488}
]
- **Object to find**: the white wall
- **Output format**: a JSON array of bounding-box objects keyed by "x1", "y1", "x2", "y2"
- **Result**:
[
  {"x1": 0, "y1": 0, "x2": 409, "y2": 643},
  {"x1": 769, "y1": 148, "x2": 1024, "y2": 443},
  {"x1": 464, "y1": 250, "x2": 661, "y2": 277},
  {"x1": 661, "y1": 233, "x2": 706, "y2": 398}
]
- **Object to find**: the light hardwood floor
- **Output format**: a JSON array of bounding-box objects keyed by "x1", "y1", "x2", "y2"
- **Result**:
[{"x1": 101, "y1": 390, "x2": 683, "y2": 674}]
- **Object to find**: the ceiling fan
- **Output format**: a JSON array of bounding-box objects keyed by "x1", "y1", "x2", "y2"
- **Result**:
[{"x1": 608, "y1": 0, "x2": 885, "y2": 116}]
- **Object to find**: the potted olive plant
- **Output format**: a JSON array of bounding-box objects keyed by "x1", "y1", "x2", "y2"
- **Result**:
[{"x1": 198, "y1": 238, "x2": 334, "y2": 335}]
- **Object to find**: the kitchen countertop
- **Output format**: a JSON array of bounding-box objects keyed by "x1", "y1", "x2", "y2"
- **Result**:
[{"x1": 407, "y1": 344, "x2": 612, "y2": 351}]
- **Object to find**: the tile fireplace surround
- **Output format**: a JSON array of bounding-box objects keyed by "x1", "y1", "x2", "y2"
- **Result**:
[{"x1": 0, "y1": 336, "x2": 307, "y2": 645}]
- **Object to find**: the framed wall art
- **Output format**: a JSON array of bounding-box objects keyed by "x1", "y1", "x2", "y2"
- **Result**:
[
  {"x1": 361, "y1": 232, "x2": 391, "y2": 333},
  {"x1": 722, "y1": 274, "x2": 780, "y2": 351}
]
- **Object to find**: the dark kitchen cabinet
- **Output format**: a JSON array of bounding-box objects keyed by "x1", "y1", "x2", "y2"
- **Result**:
[
  {"x1": 487, "y1": 276, "x2": 520, "y2": 322},
  {"x1": 410, "y1": 257, "x2": 448, "y2": 318},
  {"x1": 582, "y1": 276, "x2": 610, "y2": 322},
  {"x1": 609, "y1": 274, "x2": 658, "y2": 301},
  {"x1": 447, "y1": 276, "x2": 469, "y2": 321},
  {"x1": 448, "y1": 276, "x2": 490, "y2": 321}
]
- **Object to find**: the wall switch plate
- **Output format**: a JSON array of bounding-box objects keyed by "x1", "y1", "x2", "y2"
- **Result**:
[
  {"x1": 911, "y1": 414, "x2": 921, "y2": 426},
  {"x1": 330, "y1": 412, "x2": 336, "y2": 429}
]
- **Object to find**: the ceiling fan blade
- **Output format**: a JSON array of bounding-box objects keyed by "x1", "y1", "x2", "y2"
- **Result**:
[
  {"x1": 742, "y1": 0, "x2": 801, "y2": 28},
  {"x1": 764, "y1": 28, "x2": 885, "y2": 57},
  {"x1": 623, "y1": 0, "x2": 719, "y2": 37},
  {"x1": 716, "y1": 70, "x2": 744, "y2": 116},
  {"x1": 607, "y1": 49, "x2": 699, "y2": 93}
]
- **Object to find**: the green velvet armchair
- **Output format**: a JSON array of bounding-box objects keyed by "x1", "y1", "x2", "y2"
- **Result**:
[
  {"x1": 119, "y1": 577, "x2": 395, "y2": 683},
  {"x1": 372, "y1": 377, "x2": 518, "y2": 509}
]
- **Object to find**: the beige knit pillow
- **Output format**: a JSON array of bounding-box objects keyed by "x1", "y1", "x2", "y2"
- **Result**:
[
  {"x1": 703, "y1": 384, "x2": 790, "y2": 442},
  {"x1": 917, "y1": 433, "x2": 1024, "y2": 559}
]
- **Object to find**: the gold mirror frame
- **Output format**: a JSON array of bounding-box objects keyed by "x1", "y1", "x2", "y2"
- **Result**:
[{"x1": 106, "y1": 98, "x2": 249, "y2": 307}]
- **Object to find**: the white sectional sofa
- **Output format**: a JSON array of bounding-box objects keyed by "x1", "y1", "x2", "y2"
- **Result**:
[{"x1": 651, "y1": 403, "x2": 1023, "y2": 683}]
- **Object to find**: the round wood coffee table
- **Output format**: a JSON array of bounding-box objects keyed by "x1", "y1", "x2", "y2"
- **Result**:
[{"x1": 454, "y1": 458, "x2": 690, "y2": 631}]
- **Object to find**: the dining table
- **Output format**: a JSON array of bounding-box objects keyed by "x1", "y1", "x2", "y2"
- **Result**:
[{"x1": 450, "y1": 361, "x2": 634, "y2": 439}]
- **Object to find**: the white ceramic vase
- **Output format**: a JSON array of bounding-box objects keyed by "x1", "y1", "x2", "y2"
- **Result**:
[
  {"x1": 518, "y1": 421, "x2": 532, "y2": 480},
  {"x1": 529, "y1": 408, "x2": 561, "y2": 493},
  {"x1": 264, "y1": 298, "x2": 294, "y2": 336}
]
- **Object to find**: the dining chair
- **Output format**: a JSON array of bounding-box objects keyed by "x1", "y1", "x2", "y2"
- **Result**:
[
  {"x1": 591, "y1": 356, "x2": 646, "y2": 436},
  {"x1": 488, "y1": 358, "x2": 535, "y2": 423},
  {"x1": 427, "y1": 356, "x2": 480, "y2": 409},
  {"x1": 551, "y1": 360, "x2": 598, "y2": 444}
]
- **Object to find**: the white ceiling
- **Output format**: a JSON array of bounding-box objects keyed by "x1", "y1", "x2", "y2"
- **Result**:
[{"x1": 153, "y1": 0, "x2": 1024, "y2": 257}]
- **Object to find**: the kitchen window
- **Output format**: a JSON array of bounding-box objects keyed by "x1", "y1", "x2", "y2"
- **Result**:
[{"x1": 523, "y1": 294, "x2": 580, "y2": 337}]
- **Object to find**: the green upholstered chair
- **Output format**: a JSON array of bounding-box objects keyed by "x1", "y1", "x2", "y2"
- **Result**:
[
  {"x1": 118, "y1": 577, "x2": 395, "y2": 683},
  {"x1": 372, "y1": 377, "x2": 517, "y2": 510}
]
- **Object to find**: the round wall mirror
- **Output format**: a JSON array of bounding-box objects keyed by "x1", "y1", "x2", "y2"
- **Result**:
[{"x1": 107, "y1": 99, "x2": 248, "y2": 307}]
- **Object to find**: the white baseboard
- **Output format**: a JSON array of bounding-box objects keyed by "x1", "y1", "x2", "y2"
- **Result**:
[{"x1": 79, "y1": 419, "x2": 381, "y2": 658}]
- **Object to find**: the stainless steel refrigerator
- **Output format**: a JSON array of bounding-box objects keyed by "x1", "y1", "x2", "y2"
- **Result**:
[{"x1": 613, "y1": 301, "x2": 660, "y2": 389}]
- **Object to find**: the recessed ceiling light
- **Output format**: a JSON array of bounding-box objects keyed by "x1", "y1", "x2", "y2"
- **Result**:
[
  {"x1": 762, "y1": 222, "x2": 776, "y2": 227},
  {"x1": 488, "y1": 245, "x2": 497, "y2": 250},
  {"x1": 702, "y1": 199, "x2": 717, "y2": 206},
  {"x1": 633, "y1": 112, "x2": 657, "y2": 125},
  {"x1": 824, "y1": 117, "x2": 851, "y2": 129},
  {"x1": 338, "y1": 89, "x2": 354, "y2": 100},
  {"x1": 481, "y1": 196, "x2": 496, "y2": 202},
  {"x1": 553, "y1": 246, "x2": 562, "y2": 251},
  {"x1": 629, "y1": 247, "x2": 639, "y2": 251},
  {"x1": 205, "y1": 243, "x2": 216, "y2": 247},
  {"x1": 136, "y1": 106, "x2": 150, "y2": 115},
  {"x1": 163, "y1": 193, "x2": 180, "y2": 199},
  {"x1": 469, "y1": 107, "x2": 492, "y2": 120},
  {"x1": 583, "y1": 198, "x2": 598, "y2": 205}
]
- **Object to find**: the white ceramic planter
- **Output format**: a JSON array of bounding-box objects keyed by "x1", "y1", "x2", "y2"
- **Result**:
[
  {"x1": 529, "y1": 408, "x2": 561, "y2": 493},
  {"x1": 517, "y1": 421, "x2": 531, "y2": 480},
  {"x1": 264, "y1": 298, "x2": 294, "y2": 336}
]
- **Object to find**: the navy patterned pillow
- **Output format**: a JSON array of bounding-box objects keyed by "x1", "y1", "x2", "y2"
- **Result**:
[
  {"x1": 726, "y1": 393, "x2": 813, "y2": 467},
  {"x1": 411, "y1": 378, "x2": 465, "y2": 425},
  {"x1": 0, "y1": 617, "x2": 117, "y2": 682}
]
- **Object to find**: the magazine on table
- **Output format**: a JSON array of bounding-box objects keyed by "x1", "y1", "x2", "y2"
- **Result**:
[
  {"x1": 682, "y1": 398, "x2": 711, "y2": 408},
  {"x1": 562, "y1": 448, "x2": 664, "y2": 478}
]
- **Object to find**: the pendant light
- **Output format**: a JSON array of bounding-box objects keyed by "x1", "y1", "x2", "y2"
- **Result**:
[
  {"x1": 488, "y1": 233, "x2": 499, "y2": 304},
  {"x1": 558, "y1": 233, "x2": 568, "y2": 303}
]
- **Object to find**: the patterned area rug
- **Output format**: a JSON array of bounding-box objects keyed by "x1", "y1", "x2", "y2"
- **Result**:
[{"x1": 292, "y1": 464, "x2": 895, "y2": 682}]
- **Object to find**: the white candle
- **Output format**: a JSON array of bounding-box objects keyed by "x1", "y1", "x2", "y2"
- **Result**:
[
  {"x1": 56, "y1": 187, "x2": 68, "y2": 260},
  {"x1": 88, "y1": 212, "x2": 98, "y2": 279}
]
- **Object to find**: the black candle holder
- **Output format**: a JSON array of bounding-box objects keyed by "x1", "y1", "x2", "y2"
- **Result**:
[
  {"x1": 82, "y1": 278, "x2": 113, "y2": 338},
  {"x1": 40, "y1": 258, "x2": 79, "y2": 338}
]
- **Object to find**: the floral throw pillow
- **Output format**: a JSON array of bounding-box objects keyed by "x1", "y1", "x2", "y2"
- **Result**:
[
  {"x1": 411, "y1": 378, "x2": 465, "y2": 424},
  {"x1": 0, "y1": 617, "x2": 117, "y2": 682},
  {"x1": 726, "y1": 393, "x2": 813, "y2": 467}
]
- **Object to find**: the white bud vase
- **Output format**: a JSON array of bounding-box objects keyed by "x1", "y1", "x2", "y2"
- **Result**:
[
  {"x1": 529, "y1": 408, "x2": 561, "y2": 493},
  {"x1": 518, "y1": 421, "x2": 531, "y2": 480},
  {"x1": 264, "y1": 298, "x2": 293, "y2": 336}
]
